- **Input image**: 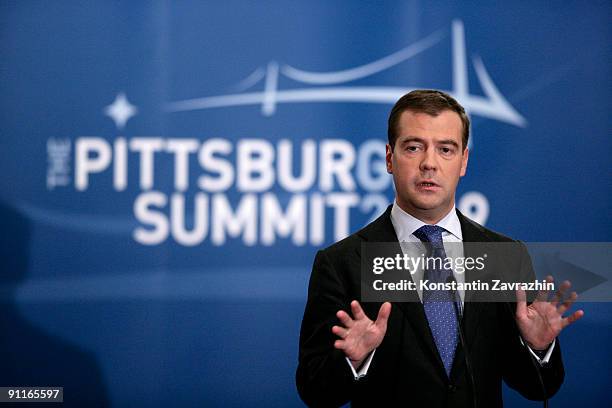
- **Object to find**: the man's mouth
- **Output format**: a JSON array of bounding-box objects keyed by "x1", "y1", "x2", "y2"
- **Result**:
[{"x1": 416, "y1": 181, "x2": 440, "y2": 190}]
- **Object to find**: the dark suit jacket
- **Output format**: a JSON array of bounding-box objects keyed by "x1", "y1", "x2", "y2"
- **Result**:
[{"x1": 296, "y1": 206, "x2": 564, "y2": 407}]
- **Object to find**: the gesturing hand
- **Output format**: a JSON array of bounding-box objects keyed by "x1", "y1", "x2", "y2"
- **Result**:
[
  {"x1": 332, "y1": 300, "x2": 391, "y2": 368},
  {"x1": 515, "y1": 276, "x2": 584, "y2": 350}
]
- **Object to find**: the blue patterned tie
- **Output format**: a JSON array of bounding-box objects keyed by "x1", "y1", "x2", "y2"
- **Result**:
[{"x1": 413, "y1": 225, "x2": 458, "y2": 376}]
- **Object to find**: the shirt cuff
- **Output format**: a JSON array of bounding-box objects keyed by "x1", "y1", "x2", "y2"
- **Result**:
[
  {"x1": 519, "y1": 337, "x2": 556, "y2": 365},
  {"x1": 345, "y1": 349, "x2": 376, "y2": 380}
]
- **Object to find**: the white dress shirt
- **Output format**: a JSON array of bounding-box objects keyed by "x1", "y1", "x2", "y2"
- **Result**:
[
  {"x1": 391, "y1": 200, "x2": 465, "y2": 304},
  {"x1": 346, "y1": 201, "x2": 554, "y2": 380}
]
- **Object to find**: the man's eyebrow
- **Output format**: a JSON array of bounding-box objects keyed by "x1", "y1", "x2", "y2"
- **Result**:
[
  {"x1": 398, "y1": 137, "x2": 460, "y2": 148},
  {"x1": 398, "y1": 137, "x2": 426, "y2": 145},
  {"x1": 437, "y1": 139, "x2": 460, "y2": 148}
]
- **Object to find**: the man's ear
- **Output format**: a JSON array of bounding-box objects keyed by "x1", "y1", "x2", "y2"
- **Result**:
[
  {"x1": 386, "y1": 144, "x2": 393, "y2": 174},
  {"x1": 460, "y1": 147, "x2": 469, "y2": 177}
]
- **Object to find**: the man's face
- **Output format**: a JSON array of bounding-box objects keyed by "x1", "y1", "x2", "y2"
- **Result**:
[{"x1": 386, "y1": 109, "x2": 469, "y2": 222}]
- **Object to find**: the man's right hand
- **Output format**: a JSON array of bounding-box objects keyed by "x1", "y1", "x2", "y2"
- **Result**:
[{"x1": 332, "y1": 300, "x2": 392, "y2": 369}]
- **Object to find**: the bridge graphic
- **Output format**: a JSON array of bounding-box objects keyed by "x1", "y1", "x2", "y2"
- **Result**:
[{"x1": 165, "y1": 20, "x2": 526, "y2": 127}]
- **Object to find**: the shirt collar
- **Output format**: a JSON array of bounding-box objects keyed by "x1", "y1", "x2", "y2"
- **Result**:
[{"x1": 390, "y1": 200, "x2": 463, "y2": 241}]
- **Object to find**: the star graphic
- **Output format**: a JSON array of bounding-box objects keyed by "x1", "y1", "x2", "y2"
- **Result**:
[{"x1": 104, "y1": 92, "x2": 138, "y2": 130}]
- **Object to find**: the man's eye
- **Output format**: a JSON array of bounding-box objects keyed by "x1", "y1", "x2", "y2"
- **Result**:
[
  {"x1": 440, "y1": 147, "x2": 454, "y2": 154},
  {"x1": 406, "y1": 145, "x2": 420, "y2": 152}
]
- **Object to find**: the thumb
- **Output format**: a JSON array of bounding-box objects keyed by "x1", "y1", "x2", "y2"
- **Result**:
[{"x1": 375, "y1": 302, "x2": 392, "y2": 330}]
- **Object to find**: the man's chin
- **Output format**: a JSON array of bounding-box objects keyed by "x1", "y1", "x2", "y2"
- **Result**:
[
  {"x1": 409, "y1": 197, "x2": 444, "y2": 211},
  {"x1": 402, "y1": 197, "x2": 451, "y2": 214}
]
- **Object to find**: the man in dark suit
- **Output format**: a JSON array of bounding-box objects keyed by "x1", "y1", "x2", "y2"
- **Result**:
[{"x1": 296, "y1": 90, "x2": 583, "y2": 407}]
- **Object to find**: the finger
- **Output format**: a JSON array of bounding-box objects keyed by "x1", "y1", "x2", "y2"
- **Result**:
[
  {"x1": 351, "y1": 300, "x2": 367, "y2": 321},
  {"x1": 557, "y1": 291, "x2": 578, "y2": 315},
  {"x1": 375, "y1": 302, "x2": 392, "y2": 330},
  {"x1": 535, "y1": 275, "x2": 554, "y2": 302},
  {"x1": 515, "y1": 289, "x2": 527, "y2": 318},
  {"x1": 336, "y1": 310, "x2": 354, "y2": 328},
  {"x1": 331, "y1": 325, "x2": 349, "y2": 339},
  {"x1": 561, "y1": 309, "x2": 584, "y2": 328},
  {"x1": 550, "y1": 280, "x2": 571, "y2": 307},
  {"x1": 559, "y1": 280, "x2": 571, "y2": 298},
  {"x1": 334, "y1": 339, "x2": 347, "y2": 350}
]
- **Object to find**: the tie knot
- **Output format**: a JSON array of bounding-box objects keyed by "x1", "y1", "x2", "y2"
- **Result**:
[{"x1": 413, "y1": 225, "x2": 445, "y2": 245}]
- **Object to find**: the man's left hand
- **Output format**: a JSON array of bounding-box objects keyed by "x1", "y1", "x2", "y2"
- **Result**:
[{"x1": 515, "y1": 276, "x2": 584, "y2": 350}]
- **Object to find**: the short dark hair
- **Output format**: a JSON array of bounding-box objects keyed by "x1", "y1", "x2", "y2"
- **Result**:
[{"x1": 387, "y1": 89, "x2": 470, "y2": 150}]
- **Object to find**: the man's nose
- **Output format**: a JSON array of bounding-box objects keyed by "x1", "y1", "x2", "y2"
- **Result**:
[{"x1": 420, "y1": 148, "x2": 437, "y2": 171}]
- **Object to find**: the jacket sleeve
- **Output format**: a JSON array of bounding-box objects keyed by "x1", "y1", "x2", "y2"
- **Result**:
[
  {"x1": 501, "y1": 241, "x2": 565, "y2": 400},
  {"x1": 296, "y1": 249, "x2": 359, "y2": 407}
]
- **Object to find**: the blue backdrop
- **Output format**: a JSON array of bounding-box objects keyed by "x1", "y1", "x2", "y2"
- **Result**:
[{"x1": 1, "y1": 1, "x2": 610, "y2": 407}]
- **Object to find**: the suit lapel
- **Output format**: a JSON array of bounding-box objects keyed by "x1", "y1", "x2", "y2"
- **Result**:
[{"x1": 456, "y1": 210, "x2": 489, "y2": 351}]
